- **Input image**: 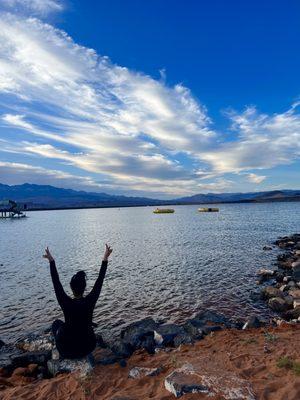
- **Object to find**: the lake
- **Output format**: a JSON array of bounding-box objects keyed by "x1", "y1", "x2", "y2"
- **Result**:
[{"x1": 1, "y1": 202, "x2": 300, "y2": 342}]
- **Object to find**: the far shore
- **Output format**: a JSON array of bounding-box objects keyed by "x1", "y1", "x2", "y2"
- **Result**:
[{"x1": 16, "y1": 198, "x2": 300, "y2": 213}]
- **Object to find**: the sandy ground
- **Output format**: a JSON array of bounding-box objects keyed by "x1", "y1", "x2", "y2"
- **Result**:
[{"x1": 1, "y1": 324, "x2": 300, "y2": 400}]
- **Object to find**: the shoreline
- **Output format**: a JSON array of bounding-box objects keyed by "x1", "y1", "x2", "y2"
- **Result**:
[
  {"x1": 10, "y1": 198, "x2": 300, "y2": 213},
  {"x1": 1, "y1": 233, "x2": 300, "y2": 399}
]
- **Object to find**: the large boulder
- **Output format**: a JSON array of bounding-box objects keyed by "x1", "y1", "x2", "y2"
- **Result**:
[
  {"x1": 293, "y1": 265, "x2": 300, "y2": 281},
  {"x1": 47, "y1": 358, "x2": 93, "y2": 377},
  {"x1": 16, "y1": 333, "x2": 54, "y2": 352},
  {"x1": 193, "y1": 311, "x2": 232, "y2": 327},
  {"x1": 288, "y1": 289, "x2": 300, "y2": 299},
  {"x1": 261, "y1": 286, "x2": 284, "y2": 300},
  {"x1": 109, "y1": 339, "x2": 134, "y2": 359},
  {"x1": 173, "y1": 333, "x2": 194, "y2": 347},
  {"x1": 164, "y1": 363, "x2": 255, "y2": 399},
  {"x1": 128, "y1": 366, "x2": 162, "y2": 379},
  {"x1": 154, "y1": 324, "x2": 185, "y2": 347},
  {"x1": 11, "y1": 350, "x2": 51, "y2": 368},
  {"x1": 121, "y1": 318, "x2": 157, "y2": 350},
  {"x1": 183, "y1": 321, "x2": 203, "y2": 340},
  {"x1": 164, "y1": 363, "x2": 209, "y2": 397},
  {"x1": 94, "y1": 348, "x2": 120, "y2": 365},
  {"x1": 268, "y1": 297, "x2": 290, "y2": 313},
  {"x1": 0, "y1": 344, "x2": 23, "y2": 374},
  {"x1": 284, "y1": 306, "x2": 300, "y2": 320}
]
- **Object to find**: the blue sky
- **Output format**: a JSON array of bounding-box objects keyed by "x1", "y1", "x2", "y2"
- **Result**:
[{"x1": 0, "y1": 0, "x2": 299, "y2": 198}]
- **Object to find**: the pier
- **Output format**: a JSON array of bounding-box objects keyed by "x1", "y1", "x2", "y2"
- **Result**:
[{"x1": 0, "y1": 200, "x2": 27, "y2": 219}]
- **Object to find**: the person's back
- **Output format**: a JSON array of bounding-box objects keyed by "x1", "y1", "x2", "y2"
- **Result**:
[{"x1": 43, "y1": 244, "x2": 113, "y2": 359}]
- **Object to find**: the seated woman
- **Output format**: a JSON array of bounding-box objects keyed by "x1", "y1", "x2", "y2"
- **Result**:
[{"x1": 43, "y1": 244, "x2": 112, "y2": 359}]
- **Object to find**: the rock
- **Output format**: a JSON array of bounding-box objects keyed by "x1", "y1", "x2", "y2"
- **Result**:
[
  {"x1": 193, "y1": 311, "x2": 231, "y2": 327},
  {"x1": 279, "y1": 285, "x2": 288, "y2": 292},
  {"x1": 27, "y1": 363, "x2": 38, "y2": 374},
  {"x1": 284, "y1": 306, "x2": 300, "y2": 320},
  {"x1": 164, "y1": 363, "x2": 209, "y2": 398},
  {"x1": 0, "y1": 344, "x2": 23, "y2": 373},
  {"x1": 286, "y1": 280, "x2": 296, "y2": 289},
  {"x1": 293, "y1": 265, "x2": 300, "y2": 281},
  {"x1": 202, "y1": 325, "x2": 222, "y2": 335},
  {"x1": 283, "y1": 276, "x2": 292, "y2": 283},
  {"x1": 121, "y1": 318, "x2": 157, "y2": 349},
  {"x1": 164, "y1": 363, "x2": 255, "y2": 399},
  {"x1": 268, "y1": 297, "x2": 290, "y2": 312},
  {"x1": 16, "y1": 333, "x2": 54, "y2": 352},
  {"x1": 11, "y1": 350, "x2": 51, "y2": 368},
  {"x1": 47, "y1": 358, "x2": 93, "y2": 377},
  {"x1": 182, "y1": 321, "x2": 203, "y2": 340},
  {"x1": 154, "y1": 324, "x2": 185, "y2": 347},
  {"x1": 95, "y1": 333, "x2": 107, "y2": 348},
  {"x1": 263, "y1": 246, "x2": 273, "y2": 250},
  {"x1": 294, "y1": 299, "x2": 300, "y2": 308},
  {"x1": 140, "y1": 335, "x2": 156, "y2": 354},
  {"x1": 283, "y1": 295, "x2": 294, "y2": 308},
  {"x1": 257, "y1": 269, "x2": 275, "y2": 283},
  {"x1": 128, "y1": 366, "x2": 162, "y2": 379},
  {"x1": 95, "y1": 348, "x2": 119, "y2": 365},
  {"x1": 110, "y1": 340, "x2": 133, "y2": 359},
  {"x1": 12, "y1": 367, "x2": 29, "y2": 377},
  {"x1": 288, "y1": 289, "x2": 300, "y2": 299},
  {"x1": 275, "y1": 272, "x2": 285, "y2": 283},
  {"x1": 292, "y1": 260, "x2": 300, "y2": 269},
  {"x1": 173, "y1": 333, "x2": 194, "y2": 347},
  {"x1": 261, "y1": 286, "x2": 284, "y2": 300},
  {"x1": 242, "y1": 316, "x2": 264, "y2": 329}
]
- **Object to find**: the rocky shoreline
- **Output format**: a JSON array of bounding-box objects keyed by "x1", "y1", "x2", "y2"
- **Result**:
[
  {"x1": 258, "y1": 233, "x2": 300, "y2": 323},
  {"x1": 1, "y1": 233, "x2": 300, "y2": 399}
]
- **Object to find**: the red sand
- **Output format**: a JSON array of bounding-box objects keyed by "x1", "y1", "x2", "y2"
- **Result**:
[{"x1": 1, "y1": 325, "x2": 300, "y2": 400}]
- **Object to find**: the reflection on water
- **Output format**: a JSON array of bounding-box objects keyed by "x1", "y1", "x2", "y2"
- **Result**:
[{"x1": 1, "y1": 202, "x2": 300, "y2": 341}]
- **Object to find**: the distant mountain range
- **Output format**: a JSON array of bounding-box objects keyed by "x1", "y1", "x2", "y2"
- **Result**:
[{"x1": 0, "y1": 183, "x2": 300, "y2": 210}]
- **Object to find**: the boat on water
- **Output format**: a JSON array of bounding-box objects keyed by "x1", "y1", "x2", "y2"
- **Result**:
[
  {"x1": 198, "y1": 207, "x2": 219, "y2": 212},
  {"x1": 153, "y1": 208, "x2": 175, "y2": 214}
]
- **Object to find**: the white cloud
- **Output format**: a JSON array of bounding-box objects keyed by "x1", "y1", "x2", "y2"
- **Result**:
[
  {"x1": 246, "y1": 173, "x2": 266, "y2": 184},
  {"x1": 0, "y1": 161, "x2": 103, "y2": 191},
  {"x1": 0, "y1": 11, "x2": 299, "y2": 197},
  {"x1": 1, "y1": 0, "x2": 63, "y2": 16},
  {"x1": 200, "y1": 105, "x2": 300, "y2": 174}
]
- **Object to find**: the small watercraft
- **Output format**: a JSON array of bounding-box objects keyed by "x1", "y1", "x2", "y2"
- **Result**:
[
  {"x1": 153, "y1": 208, "x2": 175, "y2": 214},
  {"x1": 198, "y1": 207, "x2": 219, "y2": 212}
]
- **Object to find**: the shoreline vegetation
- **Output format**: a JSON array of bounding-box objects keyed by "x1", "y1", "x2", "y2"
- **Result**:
[{"x1": 1, "y1": 234, "x2": 300, "y2": 399}]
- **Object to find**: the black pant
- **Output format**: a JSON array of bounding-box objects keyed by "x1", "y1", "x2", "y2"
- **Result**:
[{"x1": 52, "y1": 319, "x2": 64, "y2": 338}]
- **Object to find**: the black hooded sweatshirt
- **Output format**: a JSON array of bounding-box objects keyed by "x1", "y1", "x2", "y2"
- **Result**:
[{"x1": 49, "y1": 260, "x2": 107, "y2": 358}]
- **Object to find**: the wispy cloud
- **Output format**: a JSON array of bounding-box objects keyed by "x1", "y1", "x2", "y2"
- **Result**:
[
  {"x1": 0, "y1": 10, "x2": 299, "y2": 197},
  {"x1": 1, "y1": 0, "x2": 63, "y2": 16}
]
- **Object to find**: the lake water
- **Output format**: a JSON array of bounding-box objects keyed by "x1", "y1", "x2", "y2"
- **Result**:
[{"x1": 1, "y1": 202, "x2": 300, "y2": 342}]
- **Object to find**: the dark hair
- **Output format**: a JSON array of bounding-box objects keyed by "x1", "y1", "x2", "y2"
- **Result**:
[{"x1": 70, "y1": 270, "x2": 86, "y2": 297}]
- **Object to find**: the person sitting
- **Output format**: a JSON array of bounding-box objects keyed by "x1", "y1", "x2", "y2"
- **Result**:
[{"x1": 43, "y1": 244, "x2": 112, "y2": 359}]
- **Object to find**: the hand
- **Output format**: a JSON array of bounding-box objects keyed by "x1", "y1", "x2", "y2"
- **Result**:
[
  {"x1": 43, "y1": 247, "x2": 54, "y2": 263},
  {"x1": 103, "y1": 244, "x2": 113, "y2": 261}
]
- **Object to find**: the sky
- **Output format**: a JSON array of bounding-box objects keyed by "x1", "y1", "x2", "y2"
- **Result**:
[{"x1": 0, "y1": 0, "x2": 299, "y2": 199}]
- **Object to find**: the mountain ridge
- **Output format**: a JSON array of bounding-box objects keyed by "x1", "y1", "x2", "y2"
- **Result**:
[{"x1": 0, "y1": 183, "x2": 300, "y2": 210}]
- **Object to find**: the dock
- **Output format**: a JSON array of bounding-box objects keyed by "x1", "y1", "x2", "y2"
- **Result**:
[{"x1": 0, "y1": 200, "x2": 27, "y2": 219}]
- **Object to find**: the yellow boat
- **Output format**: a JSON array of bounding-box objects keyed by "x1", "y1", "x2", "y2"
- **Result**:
[
  {"x1": 198, "y1": 207, "x2": 219, "y2": 212},
  {"x1": 153, "y1": 208, "x2": 175, "y2": 214}
]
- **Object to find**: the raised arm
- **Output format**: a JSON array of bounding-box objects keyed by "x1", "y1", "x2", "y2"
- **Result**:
[
  {"x1": 43, "y1": 247, "x2": 68, "y2": 308},
  {"x1": 87, "y1": 244, "x2": 112, "y2": 305}
]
